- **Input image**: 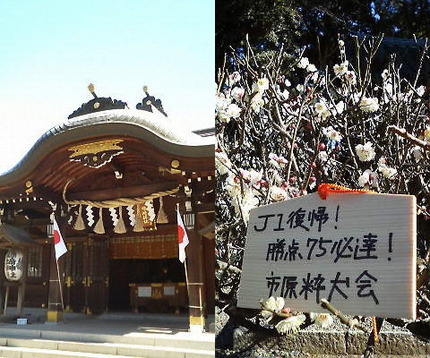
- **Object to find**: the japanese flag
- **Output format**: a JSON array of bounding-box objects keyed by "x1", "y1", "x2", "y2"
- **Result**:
[
  {"x1": 53, "y1": 218, "x2": 68, "y2": 260},
  {"x1": 177, "y1": 210, "x2": 189, "y2": 263}
]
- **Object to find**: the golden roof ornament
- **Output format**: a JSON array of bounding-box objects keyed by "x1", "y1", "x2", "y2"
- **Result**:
[{"x1": 88, "y1": 83, "x2": 97, "y2": 98}]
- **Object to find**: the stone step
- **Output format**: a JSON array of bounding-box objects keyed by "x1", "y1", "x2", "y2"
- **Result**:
[
  {"x1": 0, "y1": 327, "x2": 214, "y2": 352},
  {"x1": 0, "y1": 338, "x2": 214, "y2": 358},
  {"x1": 0, "y1": 346, "x2": 138, "y2": 358}
]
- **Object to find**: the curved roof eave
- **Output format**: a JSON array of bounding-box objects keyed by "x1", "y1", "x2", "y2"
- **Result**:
[{"x1": 0, "y1": 109, "x2": 214, "y2": 185}]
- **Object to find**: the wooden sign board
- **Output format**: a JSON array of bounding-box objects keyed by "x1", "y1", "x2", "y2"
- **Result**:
[{"x1": 237, "y1": 192, "x2": 417, "y2": 320}]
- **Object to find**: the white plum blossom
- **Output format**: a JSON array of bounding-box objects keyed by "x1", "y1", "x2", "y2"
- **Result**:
[
  {"x1": 268, "y1": 153, "x2": 288, "y2": 168},
  {"x1": 345, "y1": 71, "x2": 357, "y2": 85},
  {"x1": 358, "y1": 169, "x2": 378, "y2": 188},
  {"x1": 306, "y1": 63, "x2": 317, "y2": 72},
  {"x1": 314, "y1": 101, "x2": 328, "y2": 115},
  {"x1": 217, "y1": 112, "x2": 230, "y2": 123},
  {"x1": 378, "y1": 158, "x2": 397, "y2": 179},
  {"x1": 296, "y1": 84, "x2": 304, "y2": 92},
  {"x1": 225, "y1": 173, "x2": 241, "y2": 197},
  {"x1": 378, "y1": 165, "x2": 397, "y2": 179},
  {"x1": 240, "y1": 169, "x2": 262, "y2": 186},
  {"x1": 321, "y1": 109, "x2": 331, "y2": 120},
  {"x1": 359, "y1": 97, "x2": 379, "y2": 113},
  {"x1": 231, "y1": 86, "x2": 245, "y2": 101},
  {"x1": 355, "y1": 142, "x2": 376, "y2": 162},
  {"x1": 333, "y1": 61, "x2": 349, "y2": 76},
  {"x1": 253, "y1": 78, "x2": 269, "y2": 93},
  {"x1": 275, "y1": 314, "x2": 306, "y2": 335},
  {"x1": 250, "y1": 93, "x2": 265, "y2": 113},
  {"x1": 357, "y1": 171, "x2": 367, "y2": 187},
  {"x1": 318, "y1": 151, "x2": 328, "y2": 162},
  {"x1": 297, "y1": 56, "x2": 310, "y2": 69},
  {"x1": 215, "y1": 151, "x2": 231, "y2": 175},
  {"x1": 314, "y1": 313, "x2": 334, "y2": 328},
  {"x1": 284, "y1": 78, "x2": 291, "y2": 87},
  {"x1": 216, "y1": 93, "x2": 233, "y2": 122},
  {"x1": 228, "y1": 71, "x2": 241, "y2": 85},
  {"x1": 412, "y1": 146, "x2": 423, "y2": 162},
  {"x1": 261, "y1": 296, "x2": 285, "y2": 315},
  {"x1": 417, "y1": 85, "x2": 426, "y2": 97},
  {"x1": 249, "y1": 170, "x2": 263, "y2": 186},
  {"x1": 338, "y1": 39, "x2": 345, "y2": 47},
  {"x1": 314, "y1": 101, "x2": 331, "y2": 120},
  {"x1": 225, "y1": 103, "x2": 241, "y2": 120},
  {"x1": 270, "y1": 186, "x2": 289, "y2": 201},
  {"x1": 240, "y1": 189, "x2": 259, "y2": 222},
  {"x1": 272, "y1": 173, "x2": 284, "y2": 186},
  {"x1": 216, "y1": 93, "x2": 229, "y2": 112},
  {"x1": 323, "y1": 126, "x2": 342, "y2": 142},
  {"x1": 335, "y1": 100, "x2": 345, "y2": 114},
  {"x1": 260, "y1": 296, "x2": 289, "y2": 320},
  {"x1": 381, "y1": 69, "x2": 390, "y2": 80},
  {"x1": 281, "y1": 89, "x2": 289, "y2": 100}
]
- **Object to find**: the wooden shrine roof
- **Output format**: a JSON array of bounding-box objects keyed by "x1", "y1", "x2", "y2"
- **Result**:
[{"x1": 0, "y1": 109, "x2": 214, "y2": 202}]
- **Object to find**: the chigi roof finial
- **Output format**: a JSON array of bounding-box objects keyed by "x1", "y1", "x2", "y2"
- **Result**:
[
  {"x1": 136, "y1": 85, "x2": 168, "y2": 117},
  {"x1": 68, "y1": 84, "x2": 128, "y2": 119}
]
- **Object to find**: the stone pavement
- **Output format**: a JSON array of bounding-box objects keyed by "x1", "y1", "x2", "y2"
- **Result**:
[{"x1": 0, "y1": 308, "x2": 215, "y2": 357}]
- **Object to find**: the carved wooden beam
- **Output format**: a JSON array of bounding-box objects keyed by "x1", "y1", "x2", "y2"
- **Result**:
[{"x1": 66, "y1": 182, "x2": 179, "y2": 201}]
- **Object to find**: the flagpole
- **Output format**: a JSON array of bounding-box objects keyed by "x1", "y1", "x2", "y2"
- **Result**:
[
  {"x1": 177, "y1": 205, "x2": 203, "y2": 332},
  {"x1": 52, "y1": 216, "x2": 67, "y2": 315},
  {"x1": 177, "y1": 204, "x2": 191, "y2": 318},
  {"x1": 55, "y1": 257, "x2": 65, "y2": 312},
  {"x1": 177, "y1": 204, "x2": 190, "y2": 292},
  {"x1": 183, "y1": 254, "x2": 190, "y2": 298}
]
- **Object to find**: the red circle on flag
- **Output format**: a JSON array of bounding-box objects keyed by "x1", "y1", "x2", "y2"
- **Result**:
[
  {"x1": 178, "y1": 225, "x2": 185, "y2": 244},
  {"x1": 53, "y1": 230, "x2": 61, "y2": 245}
]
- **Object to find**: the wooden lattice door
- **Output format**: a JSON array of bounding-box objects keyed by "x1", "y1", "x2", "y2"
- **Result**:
[
  {"x1": 64, "y1": 238, "x2": 109, "y2": 314},
  {"x1": 86, "y1": 238, "x2": 109, "y2": 314}
]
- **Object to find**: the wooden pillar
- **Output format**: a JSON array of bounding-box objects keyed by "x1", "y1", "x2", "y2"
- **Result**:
[
  {"x1": 46, "y1": 246, "x2": 63, "y2": 323},
  {"x1": 184, "y1": 214, "x2": 206, "y2": 333}
]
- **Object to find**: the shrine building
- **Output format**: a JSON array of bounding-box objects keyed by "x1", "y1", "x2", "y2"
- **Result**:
[{"x1": 0, "y1": 86, "x2": 215, "y2": 332}]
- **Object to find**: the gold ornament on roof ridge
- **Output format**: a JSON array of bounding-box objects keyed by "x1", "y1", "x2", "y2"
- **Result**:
[{"x1": 68, "y1": 139, "x2": 124, "y2": 158}]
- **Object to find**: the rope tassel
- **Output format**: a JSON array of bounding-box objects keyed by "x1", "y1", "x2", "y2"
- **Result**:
[
  {"x1": 133, "y1": 204, "x2": 144, "y2": 232},
  {"x1": 156, "y1": 196, "x2": 169, "y2": 224},
  {"x1": 74, "y1": 205, "x2": 86, "y2": 231},
  {"x1": 114, "y1": 207, "x2": 127, "y2": 234},
  {"x1": 93, "y1": 207, "x2": 105, "y2": 234}
]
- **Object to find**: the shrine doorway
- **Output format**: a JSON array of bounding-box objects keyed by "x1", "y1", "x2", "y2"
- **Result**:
[{"x1": 108, "y1": 258, "x2": 186, "y2": 312}]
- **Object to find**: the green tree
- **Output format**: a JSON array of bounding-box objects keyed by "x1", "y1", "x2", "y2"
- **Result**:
[
  {"x1": 216, "y1": 0, "x2": 299, "y2": 67},
  {"x1": 216, "y1": 0, "x2": 430, "y2": 69}
]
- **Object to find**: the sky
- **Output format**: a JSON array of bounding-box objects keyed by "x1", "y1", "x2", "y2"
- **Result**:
[{"x1": 0, "y1": 1, "x2": 214, "y2": 174}]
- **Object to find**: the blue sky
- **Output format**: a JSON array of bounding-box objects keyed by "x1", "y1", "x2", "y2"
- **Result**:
[{"x1": 0, "y1": 1, "x2": 214, "y2": 173}]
